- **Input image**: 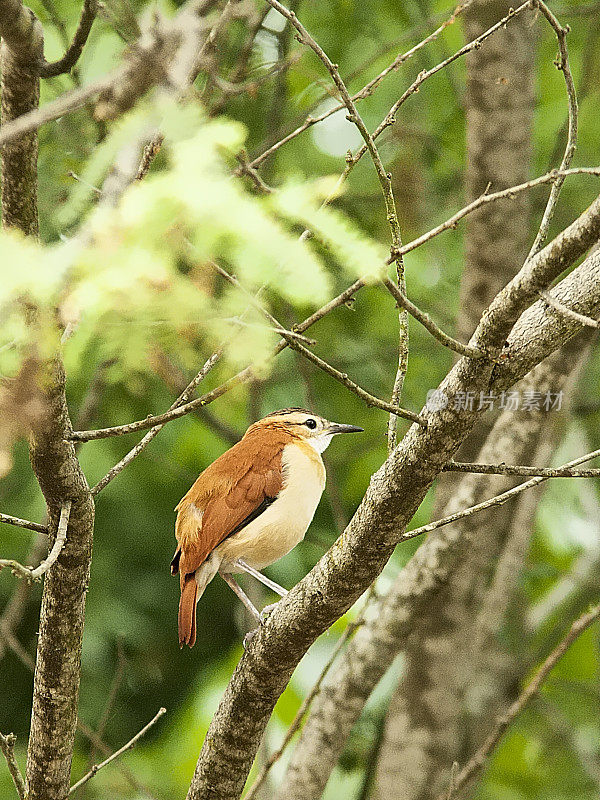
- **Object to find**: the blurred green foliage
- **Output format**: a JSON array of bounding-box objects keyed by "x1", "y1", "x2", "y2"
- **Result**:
[{"x1": 1, "y1": 0, "x2": 600, "y2": 798}]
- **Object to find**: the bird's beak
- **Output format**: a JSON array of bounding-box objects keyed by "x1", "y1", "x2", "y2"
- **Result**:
[{"x1": 327, "y1": 422, "x2": 364, "y2": 435}]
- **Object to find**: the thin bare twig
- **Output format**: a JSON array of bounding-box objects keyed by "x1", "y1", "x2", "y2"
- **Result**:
[
  {"x1": 402, "y1": 447, "x2": 600, "y2": 543},
  {"x1": 74, "y1": 154, "x2": 599, "y2": 447},
  {"x1": 0, "y1": 513, "x2": 48, "y2": 535},
  {"x1": 213, "y1": 263, "x2": 427, "y2": 426},
  {"x1": 40, "y1": 0, "x2": 98, "y2": 77},
  {"x1": 0, "y1": 732, "x2": 26, "y2": 800},
  {"x1": 0, "y1": 502, "x2": 71, "y2": 581},
  {"x1": 386, "y1": 302, "x2": 409, "y2": 451},
  {"x1": 225, "y1": 316, "x2": 316, "y2": 345},
  {"x1": 528, "y1": 0, "x2": 578, "y2": 258},
  {"x1": 30, "y1": 501, "x2": 71, "y2": 579},
  {"x1": 235, "y1": 150, "x2": 273, "y2": 194},
  {"x1": 264, "y1": 0, "x2": 412, "y2": 448},
  {"x1": 439, "y1": 604, "x2": 600, "y2": 799},
  {"x1": 68, "y1": 169, "x2": 102, "y2": 194},
  {"x1": 531, "y1": 2, "x2": 584, "y2": 326},
  {"x1": 540, "y1": 287, "x2": 600, "y2": 328},
  {"x1": 341, "y1": 1, "x2": 533, "y2": 189},
  {"x1": 69, "y1": 707, "x2": 166, "y2": 794},
  {"x1": 91, "y1": 349, "x2": 223, "y2": 494},
  {"x1": 382, "y1": 277, "x2": 486, "y2": 359},
  {"x1": 150, "y1": 349, "x2": 241, "y2": 444},
  {"x1": 71, "y1": 279, "x2": 370, "y2": 442},
  {"x1": 262, "y1": 0, "x2": 404, "y2": 265},
  {"x1": 547, "y1": 20, "x2": 600, "y2": 169},
  {"x1": 444, "y1": 461, "x2": 600, "y2": 478},
  {"x1": 0, "y1": 559, "x2": 38, "y2": 581},
  {"x1": 286, "y1": 338, "x2": 425, "y2": 424},
  {"x1": 294, "y1": 278, "x2": 365, "y2": 331},
  {"x1": 74, "y1": 364, "x2": 253, "y2": 441},
  {"x1": 394, "y1": 167, "x2": 600, "y2": 259},
  {"x1": 76, "y1": 718, "x2": 160, "y2": 800},
  {"x1": 245, "y1": 1, "x2": 469, "y2": 171}
]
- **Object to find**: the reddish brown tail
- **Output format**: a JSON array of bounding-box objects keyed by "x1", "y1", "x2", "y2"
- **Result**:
[{"x1": 178, "y1": 576, "x2": 198, "y2": 648}]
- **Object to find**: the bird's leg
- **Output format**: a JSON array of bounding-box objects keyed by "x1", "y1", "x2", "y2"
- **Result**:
[
  {"x1": 220, "y1": 572, "x2": 261, "y2": 623},
  {"x1": 233, "y1": 558, "x2": 288, "y2": 597}
]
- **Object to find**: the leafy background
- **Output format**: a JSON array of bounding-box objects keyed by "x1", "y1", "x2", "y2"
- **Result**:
[{"x1": 1, "y1": 0, "x2": 600, "y2": 797}]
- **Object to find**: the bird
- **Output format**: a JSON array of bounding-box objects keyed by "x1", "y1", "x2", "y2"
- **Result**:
[{"x1": 171, "y1": 407, "x2": 363, "y2": 647}]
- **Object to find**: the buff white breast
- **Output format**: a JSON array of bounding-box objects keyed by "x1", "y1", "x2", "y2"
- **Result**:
[{"x1": 217, "y1": 440, "x2": 326, "y2": 569}]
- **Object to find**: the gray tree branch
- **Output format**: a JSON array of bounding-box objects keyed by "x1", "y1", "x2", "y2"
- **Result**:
[
  {"x1": 184, "y1": 194, "x2": 600, "y2": 799},
  {"x1": 25, "y1": 361, "x2": 96, "y2": 800},
  {"x1": 39, "y1": 0, "x2": 97, "y2": 77},
  {"x1": 280, "y1": 337, "x2": 590, "y2": 800},
  {"x1": 0, "y1": 0, "x2": 44, "y2": 235},
  {"x1": 0, "y1": 512, "x2": 48, "y2": 534},
  {"x1": 0, "y1": 732, "x2": 26, "y2": 799},
  {"x1": 373, "y1": 335, "x2": 589, "y2": 800}
]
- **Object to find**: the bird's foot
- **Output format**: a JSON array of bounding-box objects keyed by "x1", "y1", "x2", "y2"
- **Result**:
[
  {"x1": 259, "y1": 601, "x2": 279, "y2": 624},
  {"x1": 243, "y1": 602, "x2": 282, "y2": 648}
]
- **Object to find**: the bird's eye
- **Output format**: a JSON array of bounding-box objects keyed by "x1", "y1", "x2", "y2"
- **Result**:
[{"x1": 305, "y1": 418, "x2": 317, "y2": 429}]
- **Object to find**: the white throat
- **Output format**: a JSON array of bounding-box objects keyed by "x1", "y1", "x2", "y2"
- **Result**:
[{"x1": 307, "y1": 432, "x2": 334, "y2": 453}]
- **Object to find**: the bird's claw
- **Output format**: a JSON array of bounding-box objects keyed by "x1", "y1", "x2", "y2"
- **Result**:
[
  {"x1": 243, "y1": 603, "x2": 281, "y2": 648},
  {"x1": 259, "y1": 602, "x2": 278, "y2": 624}
]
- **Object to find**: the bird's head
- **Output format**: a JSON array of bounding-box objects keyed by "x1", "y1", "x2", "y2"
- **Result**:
[{"x1": 248, "y1": 408, "x2": 363, "y2": 453}]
